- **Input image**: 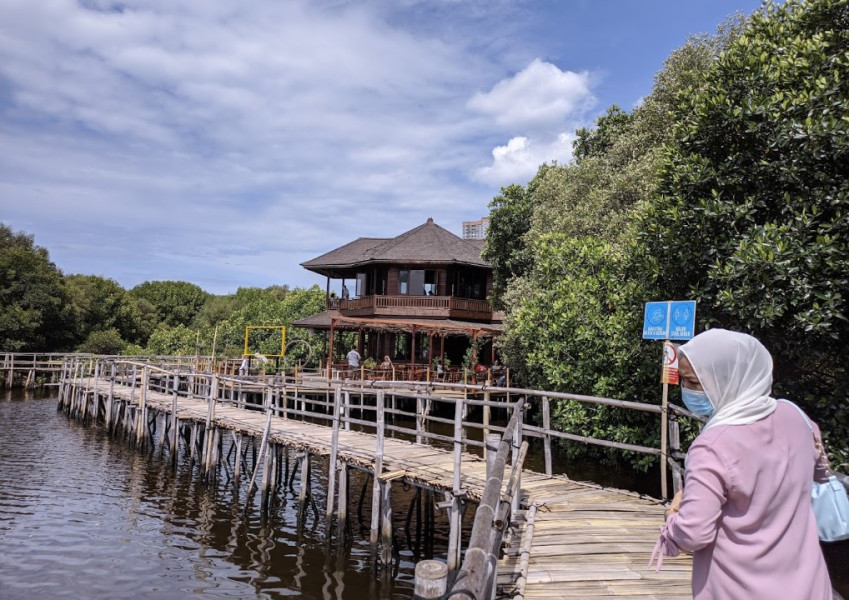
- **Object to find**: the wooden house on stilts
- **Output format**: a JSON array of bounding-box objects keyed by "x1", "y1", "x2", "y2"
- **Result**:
[{"x1": 292, "y1": 218, "x2": 504, "y2": 379}]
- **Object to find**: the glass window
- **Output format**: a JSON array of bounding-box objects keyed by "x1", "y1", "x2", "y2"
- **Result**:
[{"x1": 399, "y1": 270, "x2": 409, "y2": 295}]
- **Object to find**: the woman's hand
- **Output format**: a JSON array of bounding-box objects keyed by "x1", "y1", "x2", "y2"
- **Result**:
[{"x1": 664, "y1": 490, "x2": 683, "y2": 521}]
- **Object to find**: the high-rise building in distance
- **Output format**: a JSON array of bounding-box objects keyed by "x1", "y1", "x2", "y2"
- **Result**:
[{"x1": 462, "y1": 217, "x2": 490, "y2": 240}]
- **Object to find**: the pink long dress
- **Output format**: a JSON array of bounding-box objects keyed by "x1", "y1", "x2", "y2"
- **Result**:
[{"x1": 658, "y1": 401, "x2": 833, "y2": 599}]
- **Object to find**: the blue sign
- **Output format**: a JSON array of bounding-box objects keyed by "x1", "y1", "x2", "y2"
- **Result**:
[{"x1": 642, "y1": 300, "x2": 696, "y2": 340}]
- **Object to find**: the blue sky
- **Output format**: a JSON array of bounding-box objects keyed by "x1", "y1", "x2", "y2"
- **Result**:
[{"x1": 0, "y1": 0, "x2": 765, "y2": 295}]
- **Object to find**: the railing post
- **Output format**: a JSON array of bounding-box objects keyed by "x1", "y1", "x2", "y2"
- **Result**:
[
  {"x1": 326, "y1": 384, "x2": 342, "y2": 528},
  {"x1": 542, "y1": 396, "x2": 552, "y2": 477},
  {"x1": 511, "y1": 400, "x2": 523, "y2": 517},
  {"x1": 170, "y1": 372, "x2": 179, "y2": 457},
  {"x1": 669, "y1": 414, "x2": 683, "y2": 495},
  {"x1": 447, "y1": 396, "x2": 464, "y2": 571},
  {"x1": 370, "y1": 390, "x2": 386, "y2": 547},
  {"x1": 483, "y1": 389, "x2": 491, "y2": 462},
  {"x1": 105, "y1": 363, "x2": 115, "y2": 430},
  {"x1": 416, "y1": 394, "x2": 424, "y2": 445},
  {"x1": 136, "y1": 366, "x2": 149, "y2": 445}
]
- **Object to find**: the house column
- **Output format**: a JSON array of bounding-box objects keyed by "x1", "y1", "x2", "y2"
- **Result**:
[{"x1": 327, "y1": 319, "x2": 336, "y2": 378}]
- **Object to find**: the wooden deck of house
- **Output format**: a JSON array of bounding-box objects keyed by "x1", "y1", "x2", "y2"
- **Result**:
[{"x1": 60, "y1": 362, "x2": 693, "y2": 600}]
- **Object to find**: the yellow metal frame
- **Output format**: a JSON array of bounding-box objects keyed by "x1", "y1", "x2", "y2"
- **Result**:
[{"x1": 243, "y1": 325, "x2": 287, "y2": 357}]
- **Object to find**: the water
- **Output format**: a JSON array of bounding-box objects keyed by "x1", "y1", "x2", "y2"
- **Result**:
[
  {"x1": 1, "y1": 391, "x2": 847, "y2": 599},
  {"x1": 0, "y1": 390, "x2": 458, "y2": 600}
]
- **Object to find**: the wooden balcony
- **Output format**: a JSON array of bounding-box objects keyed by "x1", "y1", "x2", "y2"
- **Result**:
[{"x1": 332, "y1": 295, "x2": 492, "y2": 321}]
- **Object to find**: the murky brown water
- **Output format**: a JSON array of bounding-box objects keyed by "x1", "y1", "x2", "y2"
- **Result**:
[{"x1": 1, "y1": 390, "x2": 846, "y2": 599}]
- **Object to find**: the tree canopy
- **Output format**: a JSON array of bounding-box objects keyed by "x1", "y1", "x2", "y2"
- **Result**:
[{"x1": 0, "y1": 224, "x2": 72, "y2": 351}]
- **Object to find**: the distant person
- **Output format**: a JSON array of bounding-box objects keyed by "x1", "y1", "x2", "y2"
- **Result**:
[
  {"x1": 650, "y1": 329, "x2": 833, "y2": 599},
  {"x1": 380, "y1": 355, "x2": 393, "y2": 370},
  {"x1": 346, "y1": 347, "x2": 361, "y2": 369},
  {"x1": 435, "y1": 360, "x2": 445, "y2": 380},
  {"x1": 341, "y1": 284, "x2": 350, "y2": 300},
  {"x1": 492, "y1": 359, "x2": 507, "y2": 386},
  {"x1": 238, "y1": 356, "x2": 249, "y2": 376}
]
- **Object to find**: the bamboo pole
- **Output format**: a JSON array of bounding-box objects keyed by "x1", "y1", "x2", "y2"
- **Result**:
[
  {"x1": 447, "y1": 396, "x2": 464, "y2": 571},
  {"x1": 337, "y1": 461, "x2": 348, "y2": 540},
  {"x1": 380, "y1": 478, "x2": 394, "y2": 565},
  {"x1": 326, "y1": 385, "x2": 342, "y2": 527},
  {"x1": 370, "y1": 390, "x2": 386, "y2": 546},
  {"x1": 542, "y1": 396, "x2": 552, "y2": 477}
]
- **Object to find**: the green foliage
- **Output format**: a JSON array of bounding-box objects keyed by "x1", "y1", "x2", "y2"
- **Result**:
[
  {"x1": 573, "y1": 105, "x2": 634, "y2": 162},
  {"x1": 491, "y1": 27, "x2": 737, "y2": 469},
  {"x1": 500, "y1": 235, "x2": 660, "y2": 467},
  {"x1": 77, "y1": 328, "x2": 126, "y2": 355},
  {"x1": 641, "y1": 0, "x2": 849, "y2": 463},
  {"x1": 65, "y1": 274, "x2": 156, "y2": 348},
  {"x1": 145, "y1": 325, "x2": 200, "y2": 356},
  {"x1": 0, "y1": 223, "x2": 73, "y2": 351},
  {"x1": 130, "y1": 280, "x2": 210, "y2": 328},
  {"x1": 482, "y1": 182, "x2": 537, "y2": 308}
]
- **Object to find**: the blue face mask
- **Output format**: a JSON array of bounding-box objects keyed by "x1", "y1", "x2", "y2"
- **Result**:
[{"x1": 681, "y1": 387, "x2": 715, "y2": 418}]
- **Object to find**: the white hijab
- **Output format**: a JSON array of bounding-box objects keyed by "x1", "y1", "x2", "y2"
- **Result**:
[{"x1": 679, "y1": 329, "x2": 777, "y2": 432}]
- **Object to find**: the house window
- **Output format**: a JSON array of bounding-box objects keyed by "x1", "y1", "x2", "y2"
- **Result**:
[
  {"x1": 425, "y1": 270, "x2": 436, "y2": 295},
  {"x1": 399, "y1": 269, "x2": 428, "y2": 295},
  {"x1": 356, "y1": 273, "x2": 367, "y2": 297},
  {"x1": 399, "y1": 270, "x2": 409, "y2": 295}
]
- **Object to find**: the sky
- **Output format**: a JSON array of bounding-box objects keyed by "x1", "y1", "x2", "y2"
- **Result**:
[{"x1": 0, "y1": 0, "x2": 766, "y2": 295}]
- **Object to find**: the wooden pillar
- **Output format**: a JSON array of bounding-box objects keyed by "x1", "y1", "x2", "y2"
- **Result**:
[
  {"x1": 327, "y1": 319, "x2": 336, "y2": 379},
  {"x1": 410, "y1": 326, "x2": 417, "y2": 370},
  {"x1": 511, "y1": 407, "x2": 523, "y2": 517},
  {"x1": 414, "y1": 560, "x2": 448, "y2": 599},
  {"x1": 381, "y1": 478, "x2": 393, "y2": 565},
  {"x1": 326, "y1": 385, "x2": 342, "y2": 527},
  {"x1": 370, "y1": 390, "x2": 386, "y2": 545},
  {"x1": 170, "y1": 374, "x2": 179, "y2": 459},
  {"x1": 483, "y1": 389, "x2": 491, "y2": 461},
  {"x1": 542, "y1": 396, "x2": 552, "y2": 477},
  {"x1": 106, "y1": 363, "x2": 115, "y2": 431},
  {"x1": 298, "y1": 452, "x2": 310, "y2": 507},
  {"x1": 337, "y1": 461, "x2": 348, "y2": 540},
  {"x1": 447, "y1": 396, "x2": 464, "y2": 570}
]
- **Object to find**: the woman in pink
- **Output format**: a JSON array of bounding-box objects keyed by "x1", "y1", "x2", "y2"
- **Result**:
[{"x1": 653, "y1": 329, "x2": 833, "y2": 599}]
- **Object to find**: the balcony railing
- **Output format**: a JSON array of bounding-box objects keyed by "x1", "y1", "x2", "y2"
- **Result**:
[{"x1": 329, "y1": 295, "x2": 492, "y2": 320}]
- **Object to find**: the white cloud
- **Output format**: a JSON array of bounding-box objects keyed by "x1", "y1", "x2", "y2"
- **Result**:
[
  {"x1": 472, "y1": 132, "x2": 575, "y2": 186},
  {"x1": 467, "y1": 59, "x2": 595, "y2": 132}
]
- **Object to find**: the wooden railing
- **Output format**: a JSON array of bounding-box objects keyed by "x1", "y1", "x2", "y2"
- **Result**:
[{"x1": 334, "y1": 295, "x2": 492, "y2": 318}]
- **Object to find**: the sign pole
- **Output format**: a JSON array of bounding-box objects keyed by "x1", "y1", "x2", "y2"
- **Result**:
[{"x1": 660, "y1": 378, "x2": 669, "y2": 499}]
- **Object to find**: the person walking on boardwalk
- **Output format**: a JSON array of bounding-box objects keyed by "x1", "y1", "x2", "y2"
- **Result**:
[
  {"x1": 346, "y1": 347, "x2": 361, "y2": 369},
  {"x1": 651, "y1": 329, "x2": 833, "y2": 599}
]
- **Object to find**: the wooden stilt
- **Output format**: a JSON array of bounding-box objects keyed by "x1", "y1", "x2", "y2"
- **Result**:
[
  {"x1": 380, "y1": 479, "x2": 393, "y2": 565},
  {"x1": 326, "y1": 385, "x2": 342, "y2": 528},
  {"x1": 337, "y1": 461, "x2": 348, "y2": 540},
  {"x1": 370, "y1": 390, "x2": 386, "y2": 546}
]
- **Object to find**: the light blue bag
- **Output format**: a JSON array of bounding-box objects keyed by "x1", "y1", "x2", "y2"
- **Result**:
[
  {"x1": 811, "y1": 476, "x2": 849, "y2": 542},
  {"x1": 780, "y1": 399, "x2": 849, "y2": 542}
]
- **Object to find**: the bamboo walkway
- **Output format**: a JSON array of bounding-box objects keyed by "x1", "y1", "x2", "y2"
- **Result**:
[{"x1": 73, "y1": 374, "x2": 692, "y2": 599}]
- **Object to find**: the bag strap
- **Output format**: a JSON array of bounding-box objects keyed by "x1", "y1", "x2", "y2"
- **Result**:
[{"x1": 778, "y1": 399, "x2": 832, "y2": 474}]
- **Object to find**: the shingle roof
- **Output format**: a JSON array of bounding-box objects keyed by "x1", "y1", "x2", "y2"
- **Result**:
[{"x1": 301, "y1": 218, "x2": 489, "y2": 274}]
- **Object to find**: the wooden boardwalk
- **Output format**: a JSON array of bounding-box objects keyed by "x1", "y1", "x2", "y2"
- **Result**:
[{"x1": 65, "y1": 371, "x2": 693, "y2": 599}]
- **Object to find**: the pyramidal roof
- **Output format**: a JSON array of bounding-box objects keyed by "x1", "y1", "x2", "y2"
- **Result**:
[{"x1": 301, "y1": 218, "x2": 489, "y2": 274}]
